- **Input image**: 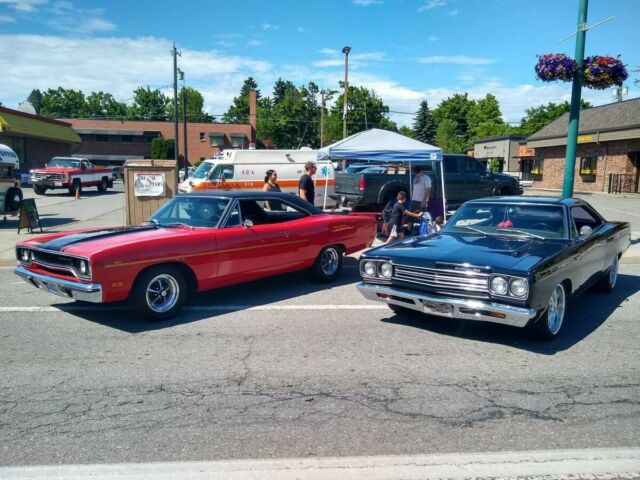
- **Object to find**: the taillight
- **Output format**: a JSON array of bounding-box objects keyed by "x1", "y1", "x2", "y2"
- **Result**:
[{"x1": 358, "y1": 175, "x2": 366, "y2": 192}]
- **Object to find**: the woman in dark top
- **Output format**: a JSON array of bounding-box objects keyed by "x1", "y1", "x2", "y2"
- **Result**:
[{"x1": 263, "y1": 169, "x2": 283, "y2": 210}]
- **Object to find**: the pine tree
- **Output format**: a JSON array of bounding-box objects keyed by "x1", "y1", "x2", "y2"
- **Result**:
[{"x1": 413, "y1": 100, "x2": 436, "y2": 145}]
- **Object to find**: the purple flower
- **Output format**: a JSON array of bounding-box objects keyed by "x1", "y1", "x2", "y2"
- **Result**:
[{"x1": 583, "y1": 56, "x2": 628, "y2": 90}]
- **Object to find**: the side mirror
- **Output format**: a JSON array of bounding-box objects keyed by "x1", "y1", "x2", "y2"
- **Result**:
[
  {"x1": 579, "y1": 225, "x2": 593, "y2": 237},
  {"x1": 243, "y1": 219, "x2": 254, "y2": 229}
]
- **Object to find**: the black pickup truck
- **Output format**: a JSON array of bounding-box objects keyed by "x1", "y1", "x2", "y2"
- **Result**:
[{"x1": 334, "y1": 154, "x2": 522, "y2": 215}]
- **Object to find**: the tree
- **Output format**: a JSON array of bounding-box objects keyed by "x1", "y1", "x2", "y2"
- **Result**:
[
  {"x1": 467, "y1": 94, "x2": 507, "y2": 139},
  {"x1": 413, "y1": 99, "x2": 436, "y2": 144},
  {"x1": 167, "y1": 87, "x2": 213, "y2": 123},
  {"x1": 151, "y1": 138, "x2": 175, "y2": 159},
  {"x1": 86, "y1": 91, "x2": 127, "y2": 118},
  {"x1": 128, "y1": 86, "x2": 170, "y2": 121},
  {"x1": 432, "y1": 93, "x2": 475, "y2": 144},
  {"x1": 27, "y1": 89, "x2": 43, "y2": 114},
  {"x1": 222, "y1": 77, "x2": 260, "y2": 124},
  {"x1": 435, "y1": 118, "x2": 467, "y2": 153},
  {"x1": 398, "y1": 126, "x2": 416, "y2": 139},
  {"x1": 40, "y1": 87, "x2": 88, "y2": 118},
  {"x1": 516, "y1": 100, "x2": 591, "y2": 135}
]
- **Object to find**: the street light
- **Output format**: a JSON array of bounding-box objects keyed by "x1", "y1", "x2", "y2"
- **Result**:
[{"x1": 342, "y1": 46, "x2": 351, "y2": 139}]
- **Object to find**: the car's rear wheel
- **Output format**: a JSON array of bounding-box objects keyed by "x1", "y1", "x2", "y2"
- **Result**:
[
  {"x1": 69, "y1": 179, "x2": 82, "y2": 196},
  {"x1": 129, "y1": 266, "x2": 188, "y2": 320},
  {"x1": 97, "y1": 177, "x2": 108, "y2": 192},
  {"x1": 529, "y1": 283, "x2": 566, "y2": 340},
  {"x1": 597, "y1": 255, "x2": 618, "y2": 293},
  {"x1": 310, "y1": 245, "x2": 343, "y2": 282}
]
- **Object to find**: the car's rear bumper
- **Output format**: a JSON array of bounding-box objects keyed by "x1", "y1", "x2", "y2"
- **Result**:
[
  {"x1": 14, "y1": 266, "x2": 103, "y2": 303},
  {"x1": 357, "y1": 282, "x2": 537, "y2": 328}
]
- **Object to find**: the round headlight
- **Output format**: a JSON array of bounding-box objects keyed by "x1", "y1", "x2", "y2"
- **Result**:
[
  {"x1": 21, "y1": 249, "x2": 30, "y2": 262},
  {"x1": 510, "y1": 278, "x2": 528, "y2": 297},
  {"x1": 363, "y1": 261, "x2": 377, "y2": 276},
  {"x1": 380, "y1": 262, "x2": 393, "y2": 278},
  {"x1": 490, "y1": 276, "x2": 508, "y2": 295},
  {"x1": 79, "y1": 260, "x2": 88, "y2": 275}
]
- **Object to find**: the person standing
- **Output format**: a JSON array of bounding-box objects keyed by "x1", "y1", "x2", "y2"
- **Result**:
[
  {"x1": 299, "y1": 161, "x2": 317, "y2": 205},
  {"x1": 263, "y1": 169, "x2": 282, "y2": 210},
  {"x1": 386, "y1": 191, "x2": 422, "y2": 243},
  {"x1": 410, "y1": 165, "x2": 432, "y2": 211}
]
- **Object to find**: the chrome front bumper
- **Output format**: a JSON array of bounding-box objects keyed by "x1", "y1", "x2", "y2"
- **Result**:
[
  {"x1": 357, "y1": 282, "x2": 537, "y2": 328},
  {"x1": 14, "y1": 266, "x2": 103, "y2": 303}
]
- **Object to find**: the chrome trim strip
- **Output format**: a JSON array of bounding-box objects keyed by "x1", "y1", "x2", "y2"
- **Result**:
[
  {"x1": 357, "y1": 282, "x2": 536, "y2": 328},
  {"x1": 14, "y1": 266, "x2": 103, "y2": 303}
]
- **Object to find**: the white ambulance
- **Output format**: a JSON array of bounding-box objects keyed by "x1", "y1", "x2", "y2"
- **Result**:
[{"x1": 178, "y1": 149, "x2": 336, "y2": 208}]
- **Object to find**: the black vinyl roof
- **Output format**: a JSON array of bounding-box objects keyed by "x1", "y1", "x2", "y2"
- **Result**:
[{"x1": 180, "y1": 190, "x2": 326, "y2": 214}]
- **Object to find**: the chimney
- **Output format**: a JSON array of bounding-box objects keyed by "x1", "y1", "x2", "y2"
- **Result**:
[{"x1": 249, "y1": 89, "x2": 257, "y2": 146}]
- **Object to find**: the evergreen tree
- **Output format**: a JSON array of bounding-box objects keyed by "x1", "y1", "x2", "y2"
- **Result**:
[
  {"x1": 223, "y1": 77, "x2": 261, "y2": 124},
  {"x1": 412, "y1": 99, "x2": 436, "y2": 144},
  {"x1": 27, "y1": 89, "x2": 43, "y2": 114}
]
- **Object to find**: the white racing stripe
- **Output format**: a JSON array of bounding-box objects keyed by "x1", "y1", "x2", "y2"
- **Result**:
[
  {"x1": 0, "y1": 305, "x2": 388, "y2": 313},
  {"x1": 0, "y1": 448, "x2": 638, "y2": 479}
]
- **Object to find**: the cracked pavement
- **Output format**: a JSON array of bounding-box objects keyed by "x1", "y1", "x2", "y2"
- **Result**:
[{"x1": 0, "y1": 265, "x2": 639, "y2": 466}]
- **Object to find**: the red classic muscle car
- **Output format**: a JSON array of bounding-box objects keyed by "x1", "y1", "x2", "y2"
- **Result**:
[{"x1": 14, "y1": 191, "x2": 376, "y2": 319}]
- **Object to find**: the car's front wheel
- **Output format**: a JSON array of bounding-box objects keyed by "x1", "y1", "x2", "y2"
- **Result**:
[
  {"x1": 129, "y1": 266, "x2": 188, "y2": 320},
  {"x1": 310, "y1": 245, "x2": 343, "y2": 282},
  {"x1": 97, "y1": 177, "x2": 108, "y2": 192},
  {"x1": 529, "y1": 283, "x2": 566, "y2": 340},
  {"x1": 33, "y1": 185, "x2": 47, "y2": 196}
]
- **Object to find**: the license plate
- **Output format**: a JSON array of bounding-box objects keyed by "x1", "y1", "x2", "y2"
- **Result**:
[
  {"x1": 423, "y1": 300, "x2": 453, "y2": 315},
  {"x1": 43, "y1": 281, "x2": 63, "y2": 297},
  {"x1": 54, "y1": 182, "x2": 63, "y2": 186}
]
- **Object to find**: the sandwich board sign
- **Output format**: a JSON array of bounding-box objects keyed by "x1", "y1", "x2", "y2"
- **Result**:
[{"x1": 18, "y1": 198, "x2": 43, "y2": 233}]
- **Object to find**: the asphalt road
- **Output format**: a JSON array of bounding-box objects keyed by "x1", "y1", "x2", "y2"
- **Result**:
[{"x1": 1, "y1": 258, "x2": 639, "y2": 466}]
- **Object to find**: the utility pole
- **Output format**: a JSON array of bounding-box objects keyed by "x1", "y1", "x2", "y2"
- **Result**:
[
  {"x1": 320, "y1": 90, "x2": 326, "y2": 148},
  {"x1": 172, "y1": 43, "x2": 181, "y2": 165},
  {"x1": 342, "y1": 46, "x2": 351, "y2": 139},
  {"x1": 561, "y1": 0, "x2": 588, "y2": 198},
  {"x1": 179, "y1": 69, "x2": 188, "y2": 180},
  {"x1": 363, "y1": 102, "x2": 368, "y2": 130}
]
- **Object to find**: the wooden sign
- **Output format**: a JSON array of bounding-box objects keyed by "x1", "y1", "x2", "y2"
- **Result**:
[{"x1": 18, "y1": 198, "x2": 43, "y2": 233}]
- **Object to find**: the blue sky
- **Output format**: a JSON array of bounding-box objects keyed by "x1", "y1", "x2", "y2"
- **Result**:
[{"x1": 1, "y1": 0, "x2": 639, "y2": 126}]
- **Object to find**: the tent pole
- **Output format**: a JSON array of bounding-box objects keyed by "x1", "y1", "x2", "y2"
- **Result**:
[
  {"x1": 323, "y1": 162, "x2": 329, "y2": 210},
  {"x1": 440, "y1": 159, "x2": 447, "y2": 220}
]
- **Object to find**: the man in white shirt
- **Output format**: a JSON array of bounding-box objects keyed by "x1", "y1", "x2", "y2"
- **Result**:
[{"x1": 410, "y1": 165, "x2": 431, "y2": 212}]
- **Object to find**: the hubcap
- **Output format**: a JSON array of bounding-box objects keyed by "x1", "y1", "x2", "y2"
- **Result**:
[
  {"x1": 547, "y1": 284, "x2": 566, "y2": 335},
  {"x1": 609, "y1": 256, "x2": 618, "y2": 287},
  {"x1": 321, "y1": 248, "x2": 339, "y2": 275},
  {"x1": 145, "y1": 274, "x2": 179, "y2": 313}
]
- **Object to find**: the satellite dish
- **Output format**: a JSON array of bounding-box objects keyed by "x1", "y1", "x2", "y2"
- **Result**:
[{"x1": 18, "y1": 101, "x2": 37, "y2": 115}]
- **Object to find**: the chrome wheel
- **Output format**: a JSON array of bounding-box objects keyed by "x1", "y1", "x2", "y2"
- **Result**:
[
  {"x1": 546, "y1": 284, "x2": 566, "y2": 335},
  {"x1": 145, "y1": 274, "x2": 180, "y2": 313},
  {"x1": 320, "y1": 247, "x2": 340, "y2": 276}
]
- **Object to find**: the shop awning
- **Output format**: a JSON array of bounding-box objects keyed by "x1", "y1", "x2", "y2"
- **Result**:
[{"x1": 0, "y1": 109, "x2": 81, "y2": 144}]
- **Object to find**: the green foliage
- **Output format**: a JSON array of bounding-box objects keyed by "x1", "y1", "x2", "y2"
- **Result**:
[
  {"x1": 435, "y1": 118, "x2": 467, "y2": 153},
  {"x1": 27, "y1": 89, "x2": 43, "y2": 114},
  {"x1": 398, "y1": 126, "x2": 416, "y2": 139},
  {"x1": 128, "y1": 86, "x2": 170, "y2": 121},
  {"x1": 151, "y1": 138, "x2": 175, "y2": 159},
  {"x1": 413, "y1": 99, "x2": 436, "y2": 144},
  {"x1": 86, "y1": 91, "x2": 127, "y2": 118},
  {"x1": 432, "y1": 93, "x2": 474, "y2": 145},
  {"x1": 222, "y1": 78, "x2": 257, "y2": 124},
  {"x1": 167, "y1": 87, "x2": 213, "y2": 123},
  {"x1": 40, "y1": 87, "x2": 88, "y2": 118},
  {"x1": 515, "y1": 100, "x2": 591, "y2": 135}
]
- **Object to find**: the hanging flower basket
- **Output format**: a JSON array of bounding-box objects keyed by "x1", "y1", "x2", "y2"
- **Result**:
[
  {"x1": 534, "y1": 53, "x2": 577, "y2": 82},
  {"x1": 582, "y1": 55, "x2": 629, "y2": 90}
]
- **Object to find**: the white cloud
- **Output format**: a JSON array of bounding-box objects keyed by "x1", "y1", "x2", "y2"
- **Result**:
[
  {"x1": 418, "y1": 0, "x2": 446, "y2": 12},
  {"x1": 353, "y1": 0, "x2": 382, "y2": 6},
  {"x1": 428, "y1": 35, "x2": 438, "y2": 42},
  {"x1": 418, "y1": 55, "x2": 494, "y2": 65},
  {"x1": 296, "y1": 26, "x2": 305, "y2": 33},
  {"x1": 262, "y1": 23, "x2": 277, "y2": 30},
  {"x1": 319, "y1": 48, "x2": 338, "y2": 56},
  {"x1": 447, "y1": 9, "x2": 459, "y2": 16},
  {"x1": 0, "y1": 14, "x2": 16, "y2": 22},
  {"x1": 0, "y1": 0, "x2": 47, "y2": 12},
  {"x1": 312, "y1": 50, "x2": 387, "y2": 67},
  {"x1": 247, "y1": 39, "x2": 263, "y2": 47}
]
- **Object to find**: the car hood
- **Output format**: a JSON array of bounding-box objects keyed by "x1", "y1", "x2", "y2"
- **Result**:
[
  {"x1": 365, "y1": 232, "x2": 568, "y2": 272},
  {"x1": 33, "y1": 224, "x2": 197, "y2": 257},
  {"x1": 33, "y1": 167, "x2": 75, "y2": 172}
]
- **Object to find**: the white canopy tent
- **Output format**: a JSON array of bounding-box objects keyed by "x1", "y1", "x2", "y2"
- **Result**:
[{"x1": 317, "y1": 128, "x2": 446, "y2": 217}]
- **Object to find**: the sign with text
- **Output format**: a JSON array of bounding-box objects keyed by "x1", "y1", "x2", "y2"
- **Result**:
[
  {"x1": 18, "y1": 198, "x2": 43, "y2": 233},
  {"x1": 134, "y1": 173, "x2": 165, "y2": 197}
]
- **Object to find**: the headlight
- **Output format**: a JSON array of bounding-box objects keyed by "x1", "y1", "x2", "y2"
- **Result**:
[
  {"x1": 490, "y1": 276, "x2": 508, "y2": 295},
  {"x1": 509, "y1": 278, "x2": 528, "y2": 297},
  {"x1": 79, "y1": 260, "x2": 88, "y2": 275},
  {"x1": 363, "y1": 261, "x2": 377, "y2": 276},
  {"x1": 20, "y1": 249, "x2": 30, "y2": 262},
  {"x1": 379, "y1": 262, "x2": 393, "y2": 278}
]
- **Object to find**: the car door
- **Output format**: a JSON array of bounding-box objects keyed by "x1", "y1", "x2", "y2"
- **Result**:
[
  {"x1": 204, "y1": 164, "x2": 234, "y2": 191},
  {"x1": 441, "y1": 156, "x2": 463, "y2": 209},
  {"x1": 461, "y1": 156, "x2": 495, "y2": 200},
  {"x1": 568, "y1": 205, "x2": 607, "y2": 290}
]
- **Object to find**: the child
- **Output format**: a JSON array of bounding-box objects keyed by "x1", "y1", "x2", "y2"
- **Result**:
[
  {"x1": 434, "y1": 215, "x2": 444, "y2": 231},
  {"x1": 386, "y1": 191, "x2": 422, "y2": 243}
]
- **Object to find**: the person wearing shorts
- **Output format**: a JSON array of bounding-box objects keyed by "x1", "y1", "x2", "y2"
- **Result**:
[{"x1": 386, "y1": 191, "x2": 422, "y2": 243}]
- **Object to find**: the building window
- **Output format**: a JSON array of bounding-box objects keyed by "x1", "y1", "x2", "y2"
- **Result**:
[
  {"x1": 95, "y1": 135, "x2": 109, "y2": 142},
  {"x1": 209, "y1": 132, "x2": 225, "y2": 147},
  {"x1": 580, "y1": 156, "x2": 597, "y2": 176},
  {"x1": 230, "y1": 133, "x2": 245, "y2": 149},
  {"x1": 146, "y1": 136, "x2": 155, "y2": 143},
  {"x1": 199, "y1": 132, "x2": 205, "y2": 142},
  {"x1": 530, "y1": 158, "x2": 543, "y2": 177},
  {"x1": 121, "y1": 135, "x2": 133, "y2": 143}
]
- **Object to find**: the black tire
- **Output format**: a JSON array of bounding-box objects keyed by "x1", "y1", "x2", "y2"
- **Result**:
[
  {"x1": 597, "y1": 255, "x2": 618, "y2": 293},
  {"x1": 528, "y1": 283, "x2": 566, "y2": 340},
  {"x1": 495, "y1": 185, "x2": 513, "y2": 196},
  {"x1": 97, "y1": 177, "x2": 108, "y2": 192},
  {"x1": 69, "y1": 179, "x2": 82, "y2": 196},
  {"x1": 129, "y1": 266, "x2": 188, "y2": 320},
  {"x1": 4, "y1": 187, "x2": 23, "y2": 212},
  {"x1": 33, "y1": 185, "x2": 47, "y2": 195},
  {"x1": 310, "y1": 245, "x2": 343, "y2": 282}
]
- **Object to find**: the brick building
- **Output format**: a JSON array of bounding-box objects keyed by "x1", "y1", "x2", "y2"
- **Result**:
[
  {"x1": 0, "y1": 107, "x2": 81, "y2": 171},
  {"x1": 473, "y1": 135, "x2": 526, "y2": 176},
  {"x1": 62, "y1": 91, "x2": 258, "y2": 167},
  {"x1": 526, "y1": 98, "x2": 640, "y2": 194}
]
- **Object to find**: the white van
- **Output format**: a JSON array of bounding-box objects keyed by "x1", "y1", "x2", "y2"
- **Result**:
[
  {"x1": 178, "y1": 149, "x2": 336, "y2": 208},
  {"x1": 0, "y1": 144, "x2": 23, "y2": 216}
]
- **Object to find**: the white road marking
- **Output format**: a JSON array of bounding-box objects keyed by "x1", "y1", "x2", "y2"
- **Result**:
[
  {"x1": 0, "y1": 448, "x2": 638, "y2": 479},
  {"x1": 0, "y1": 305, "x2": 388, "y2": 313}
]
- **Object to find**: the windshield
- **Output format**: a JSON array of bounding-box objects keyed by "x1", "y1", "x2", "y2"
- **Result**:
[
  {"x1": 148, "y1": 196, "x2": 230, "y2": 228},
  {"x1": 191, "y1": 162, "x2": 215, "y2": 179},
  {"x1": 48, "y1": 158, "x2": 80, "y2": 168},
  {"x1": 443, "y1": 203, "x2": 566, "y2": 239}
]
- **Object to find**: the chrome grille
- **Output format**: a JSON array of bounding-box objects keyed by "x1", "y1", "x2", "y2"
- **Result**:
[
  {"x1": 31, "y1": 249, "x2": 87, "y2": 278},
  {"x1": 32, "y1": 172, "x2": 65, "y2": 181},
  {"x1": 393, "y1": 264, "x2": 489, "y2": 296}
]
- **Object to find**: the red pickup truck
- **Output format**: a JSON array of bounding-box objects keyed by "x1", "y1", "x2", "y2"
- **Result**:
[{"x1": 31, "y1": 157, "x2": 113, "y2": 195}]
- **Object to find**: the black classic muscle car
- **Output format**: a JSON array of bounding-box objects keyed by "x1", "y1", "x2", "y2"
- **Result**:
[{"x1": 357, "y1": 197, "x2": 631, "y2": 339}]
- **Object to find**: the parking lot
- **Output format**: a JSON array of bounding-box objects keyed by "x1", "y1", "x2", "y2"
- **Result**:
[{"x1": 1, "y1": 186, "x2": 639, "y2": 466}]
